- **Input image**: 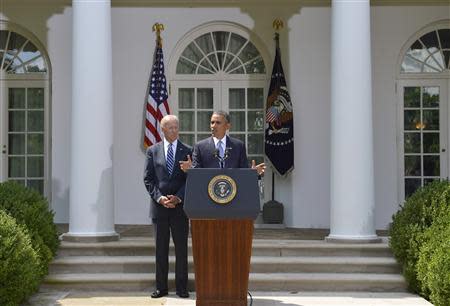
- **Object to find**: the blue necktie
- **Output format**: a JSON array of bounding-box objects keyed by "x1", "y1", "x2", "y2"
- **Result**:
[
  {"x1": 167, "y1": 143, "x2": 174, "y2": 175},
  {"x1": 217, "y1": 140, "x2": 224, "y2": 158}
]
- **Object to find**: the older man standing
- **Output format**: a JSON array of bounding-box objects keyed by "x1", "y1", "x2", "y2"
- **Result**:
[{"x1": 143, "y1": 115, "x2": 191, "y2": 299}]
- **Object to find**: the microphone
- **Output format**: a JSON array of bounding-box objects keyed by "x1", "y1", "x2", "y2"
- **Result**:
[
  {"x1": 213, "y1": 148, "x2": 220, "y2": 159},
  {"x1": 224, "y1": 147, "x2": 231, "y2": 160}
]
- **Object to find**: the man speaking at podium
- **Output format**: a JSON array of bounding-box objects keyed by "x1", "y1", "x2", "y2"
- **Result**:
[{"x1": 181, "y1": 110, "x2": 265, "y2": 175}]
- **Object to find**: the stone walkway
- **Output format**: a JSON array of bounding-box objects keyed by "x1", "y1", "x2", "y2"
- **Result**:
[{"x1": 27, "y1": 291, "x2": 432, "y2": 306}]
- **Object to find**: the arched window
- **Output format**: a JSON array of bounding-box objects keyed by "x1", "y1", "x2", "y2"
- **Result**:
[
  {"x1": 397, "y1": 22, "x2": 450, "y2": 200},
  {"x1": 170, "y1": 22, "x2": 269, "y2": 166},
  {"x1": 0, "y1": 30, "x2": 47, "y2": 74},
  {"x1": 176, "y1": 31, "x2": 265, "y2": 75},
  {"x1": 0, "y1": 21, "x2": 50, "y2": 197},
  {"x1": 401, "y1": 29, "x2": 450, "y2": 73}
]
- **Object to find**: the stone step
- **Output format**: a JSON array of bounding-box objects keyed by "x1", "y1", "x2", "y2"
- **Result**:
[
  {"x1": 57, "y1": 238, "x2": 393, "y2": 257},
  {"x1": 49, "y1": 255, "x2": 400, "y2": 274},
  {"x1": 43, "y1": 272, "x2": 407, "y2": 292}
]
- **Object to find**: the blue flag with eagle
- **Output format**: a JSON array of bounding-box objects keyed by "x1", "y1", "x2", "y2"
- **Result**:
[{"x1": 265, "y1": 38, "x2": 294, "y2": 176}]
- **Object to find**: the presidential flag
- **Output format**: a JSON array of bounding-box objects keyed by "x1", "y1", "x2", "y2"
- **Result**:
[
  {"x1": 143, "y1": 43, "x2": 170, "y2": 149},
  {"x1": 265, "y1": 35, "x2": 294, "y2": 176}
]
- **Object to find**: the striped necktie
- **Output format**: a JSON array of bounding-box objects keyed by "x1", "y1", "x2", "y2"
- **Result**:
[{"x1": 166, "y1": 143, "x2": 174, "y2": 175}]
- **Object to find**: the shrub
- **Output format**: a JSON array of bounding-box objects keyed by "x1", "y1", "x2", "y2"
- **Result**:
[
  {"x1": 0, "y1": 210, "x2": 41, "y2": 306},
  {"x1": 0, "y1": 181, "x2": 59, "y2": 277},
  {"x1": 416, "y1": 206, "x2": 450, "y2": 306},
  {"x1": 389, "y1": 180, "x2": 450, "y2": 292}
]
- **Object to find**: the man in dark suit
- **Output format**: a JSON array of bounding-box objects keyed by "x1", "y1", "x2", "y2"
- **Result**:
[
  {"x1": 181, "y1": 110, "x2": 265, "y2": 174},
  {"x1": 144, "y1": 115, "x2": 191, "y2": 299}
]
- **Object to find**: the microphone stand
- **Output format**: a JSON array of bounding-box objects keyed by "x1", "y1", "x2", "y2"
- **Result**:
[{"x1": 214, "y1": 148, "x2": 231, "y2": 169}]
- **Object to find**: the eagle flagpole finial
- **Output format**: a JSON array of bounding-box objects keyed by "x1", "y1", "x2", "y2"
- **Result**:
[
  {"x1": 152, "y1": 23, "x2": 165, "y2": 47},
  {"x1": 272, "y1": 19, "x2": 284, "y2": 32}
]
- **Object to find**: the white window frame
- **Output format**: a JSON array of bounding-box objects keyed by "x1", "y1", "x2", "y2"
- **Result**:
[
  {"x1": 0, "y1": 21, "x2": 51, "y2": 199},
  {"x1": 396, "y1": 79, "x2": 449, "y2": 202}
]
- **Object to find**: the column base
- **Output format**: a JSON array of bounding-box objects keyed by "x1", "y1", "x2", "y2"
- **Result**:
[
  {"x1": 325, "y1": 234, "x2": 381, "y2": 244},
  {"x1": 61, "y1": 232, "x2": 120, "y2": 242}
]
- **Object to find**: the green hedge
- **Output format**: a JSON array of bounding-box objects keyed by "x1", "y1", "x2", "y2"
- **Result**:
[
  {"x1": 389, "y1": 180, "x2": 450, "y2": 305},
  {"x1": 0, "y1": 181, "x2": 59, "y2": 278},
  {"x1": 416, "y1": 204, "x2": 450, "y2": 306},
  {"x1": 0, "y1": 210, "x2": 41, "y2": 306}
]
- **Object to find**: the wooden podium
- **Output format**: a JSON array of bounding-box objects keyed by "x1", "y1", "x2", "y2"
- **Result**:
[{"x1": 184, "y1": 169, "x2": 260, "y2": 306}]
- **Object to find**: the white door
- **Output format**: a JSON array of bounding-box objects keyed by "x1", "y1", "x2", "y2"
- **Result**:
[
  {"x1": 398, "y1": 79, "x2": 449, "y2": 200},
  {"x1": 0, "y1": 80, "x2": 49, "y2": 195}
]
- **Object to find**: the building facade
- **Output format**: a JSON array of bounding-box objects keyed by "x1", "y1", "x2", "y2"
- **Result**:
[{"x1": 0, "y1": 0, "x2": 449, "y2": 240}]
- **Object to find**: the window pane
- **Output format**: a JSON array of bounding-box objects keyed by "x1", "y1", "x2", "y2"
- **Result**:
[
  {"x1": 0, "y1": 30, "x2": 8, "y2": 49},
  {"x1": 179, "y1": 111, "x2": 194, "y2": 131},
  {"x1": 404, "y1": 110, "x2": 420, "y2": 130},
  {"x1": 195, "y1": 33, "x2": 214, "y2": 55},
  {"x1": 404, "y1": 87, "x2": 420, "y2": 107},
  {"x1": 179, "y1": 134, "x2": 194, "y2": 147},
  {"x1": 27, "y1": 156, "x2": 44, "y2": 177},
  {"x1": 405, "y1": 155, "x2": 421, "y2": 176},
  {"x1": 229, "y1": 66, "x2": 245, "y2": 74},
  {"x1": 27, "y1": 134, "x2": 44, "y2": 155},
  {"x1": 197, "y1": 89, "x2": 213, "y2": 109},
  {"x1": 229, "y1": 133, "x2": 245, "y2": 145},
  {"x1": 405, "y1": 178, "x2": 421, "y2": 198},
  {"x1": 238, "y1": 42, "x2": 259, "y2": 63},
  {"x1": 27, "y1": 179, "x2": 44, "y2": 194},
  {"x1": 176, "y1": 57, "x2": 196, "y2": 74},
  {"x1": 197, "y1": 133, "x2": 210, "y2": 142},
  {"x1": 404, "y1": 133, "x2": 420, "y2": 153},
  {"x1": 228, "y1": 33, "x2": 246, "y2": 55},
  {"x1": 248, "y1": 133, "x2": 264, "y2": 154},
  {"x1": 248, "y1": 111, "x2": 264, "y2": 132},
  {"x1": 248, "y1": 88, "x2": 264, "y2": 108},
  {"x1": 8, "y1": 156, "x2": 25, "y2": 177},
  {"x1": 28, "y1": 110, "x2": 44, "y2": 132},
  {"x1": 9, "y1": 88, "x2": 26, "y2": 108},
  {"x1": 25, "y1": 57, "x2": 46, "y2": 73},
  {"x1": 213, "y1": 31, "x2": 228, "y2": 51},
  {"x1": 229, "y1": 89, "x2": 245, "y2": 109},
  {"x1": 181, "y1": 43, "x2": 202, "y2": 63},
  {"x1": 423, "y1": 87, "x2": 439, "y2": 108},
  {"x1": 230, "y1": 111, "x2": 245, "y2": 132},
  {"x1": 423, "y1": 156, "x2": 440, "y2": 176},
  {"x1": 423, "y1": 133, "x2": 439, "y2": 153},
  {"x1": 179, "y1": 88, "x2": 194, "y2": 109},
  {"x1": 9, "y1": 134, "x2": 25, "y2": 155},
  {"x1": 8, "y1": 32, "x2": 27, "y2": 53},
  {"x1": 9, "y1": 111, "x2": 25, "y2": 132},
  {"x1": 197, "y1": 111, "x2": 212, "y2": 132},
  {"x1": 401, "y1": 56, "x2": 422, "y2": 73},
  {"x1": 244, "y1": 56, "x2": 265, "y2": 74},
  {"x1": 28, "y1": 88, "x2": 44, "y2": 109},
  {"x1": 423, "y1": 110, "x2": 439, "y2": 130}
]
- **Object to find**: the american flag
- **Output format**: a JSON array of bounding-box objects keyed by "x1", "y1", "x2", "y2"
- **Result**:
[{"x1": 144, "y1": 45, "x2": 170, "y2": 149}]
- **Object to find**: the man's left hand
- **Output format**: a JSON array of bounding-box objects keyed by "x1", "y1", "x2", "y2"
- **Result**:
[{"x1": 251, "y1": 160, "x2": 266, "y2": 176}]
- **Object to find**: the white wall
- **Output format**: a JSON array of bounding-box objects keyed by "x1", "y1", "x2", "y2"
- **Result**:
[{"x1": 1, "y1": 3, "x2": 449, "y2": 229}]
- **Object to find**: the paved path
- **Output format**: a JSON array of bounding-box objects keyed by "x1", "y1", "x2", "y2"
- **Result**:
[{"x1": 27, "y1": 291, "x2": 432, "y2": 306}]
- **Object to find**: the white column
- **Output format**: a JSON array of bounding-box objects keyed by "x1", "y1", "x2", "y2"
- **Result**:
[
  {"x1": 64, "y1": 0, "x2": 118, "y2": 242},
  {"x1": 327, "y1": 0, "x2": 379, "y2": 243}
]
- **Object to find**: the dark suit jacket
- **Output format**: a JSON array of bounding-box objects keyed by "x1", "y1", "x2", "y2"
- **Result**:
[
  {"x1": 144, "y1": 140, "x2": 192, "y2": 219},
  {"x1": 192, "y1": 135, "x2": 249, "y2": 169}
]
